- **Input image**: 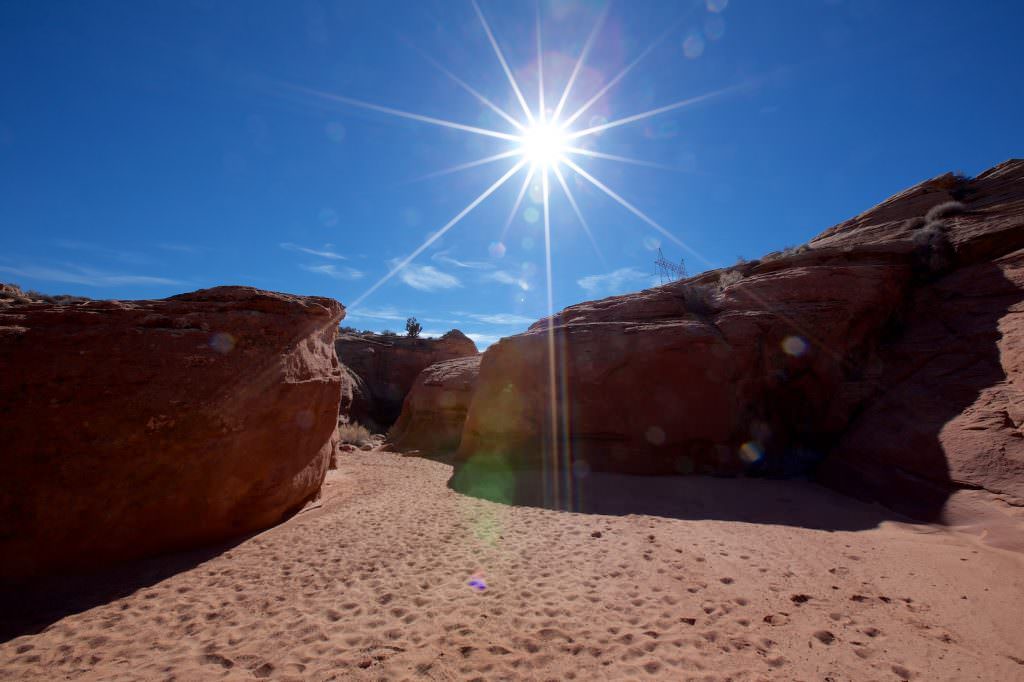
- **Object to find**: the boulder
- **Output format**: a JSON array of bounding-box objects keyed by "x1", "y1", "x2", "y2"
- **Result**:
[
  {"x1": 0, "y1": 286, "x2": 344, "y2": 580},
  {"x1": 335, "y1": 330, "x2": 477, "y2": 427},
  {"x1": 389, "y1": 355, "x2": 481, "y2": 456},
  {"x1": 454, "y1": 159, "x2": 1024, "y2": 516}
]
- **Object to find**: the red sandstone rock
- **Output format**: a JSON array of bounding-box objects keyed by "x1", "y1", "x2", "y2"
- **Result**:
[
  {"x1": 454, "y1": 159, "x2": 1024, "y2": 515},
  {"x1": 389, "y1": 355, "x2": 481, "y2": 456},
  {"x1": 0, "y1": 286, "x2": 344, "y2": 580},
  {"x1": 335, "y1": 330, "x2": 477, "y2": 428}
]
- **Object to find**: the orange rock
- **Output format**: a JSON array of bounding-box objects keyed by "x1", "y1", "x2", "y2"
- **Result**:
[
  {"x1": 0, "y1": 286, "x2": 344, "y2": 580},
  {"x1": 389, "y1": 355, "x2": 481, "y2": 456},
  {"x1": 454, "y1": 159, "x2": 1024, "y2": 517},
  {"x1": 335, "y1": 330, "x2": 477, "y2": 428}
]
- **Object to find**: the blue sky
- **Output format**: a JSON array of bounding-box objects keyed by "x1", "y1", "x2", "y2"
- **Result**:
[{"x1": 2, "y1": 1, "x2": 1021, "y2": 348}]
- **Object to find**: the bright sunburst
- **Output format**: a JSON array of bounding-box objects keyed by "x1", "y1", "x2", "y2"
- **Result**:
[
  {"x1": 291, "y1": 0, "x2": 743, "y2": 310},
  {"x1": 519, "y1": 122, "x2": 568, "y2": 169}
]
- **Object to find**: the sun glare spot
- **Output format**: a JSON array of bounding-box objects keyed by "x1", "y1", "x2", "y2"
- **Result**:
[{"x1": 520, "y1": 122, "x2": 568, "y2": 168}]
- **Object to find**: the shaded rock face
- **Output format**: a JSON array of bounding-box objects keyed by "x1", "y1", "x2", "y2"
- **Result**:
[
  {"x1": 0, "y1": 286, "x2": 344, "y2": 580},
  {"x1": 335, "y1": 330, "x2": 477, "y2": 429},
  {"x1": 454, "y1": 160, "x2": 1024, "y2": 516},
  {"x1": 389, "y1": 355, "x2": 481, "y2": 456}
]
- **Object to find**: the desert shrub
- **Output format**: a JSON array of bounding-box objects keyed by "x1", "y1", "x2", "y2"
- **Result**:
[
  {"x1": 678, "y1": 283, "x2": 718, "y2": 316},
  {"x1": 405, "y1": 316, "x2": 422, "y2": 337},
  {"x1": 902, "y1": 216, "x2": 927, "y2": 231},
  {"x1": 380, "y1": 329, "x2": 397, "y2": 337},
  {"x1": 912, "y1": 221, "x2": 954, "y2": 275},
  {"x1": 339, "y1": 325, "x2": 358, "y2": 333},
  {"x1": 337, "y1": 421, "x2": 372, "y2": 446},
  {"x1": 925, "y1": 200, "x2": 965, "y2": 222},
  {"x1": 718, "y1": 269, "x2": 744, "y2": 288}
]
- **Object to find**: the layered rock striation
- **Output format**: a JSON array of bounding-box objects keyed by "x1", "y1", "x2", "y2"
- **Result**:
[{"x1": 0, "y1": 286, "x2": 344, "y2": 580}]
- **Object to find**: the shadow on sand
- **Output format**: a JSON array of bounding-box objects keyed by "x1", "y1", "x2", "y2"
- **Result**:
[
  {"x1": 448, "y1": 463, "x2": 903, "y2": 533},
  {"x1": 0, "y1": 533, "x2": 254, "y2": 643}
]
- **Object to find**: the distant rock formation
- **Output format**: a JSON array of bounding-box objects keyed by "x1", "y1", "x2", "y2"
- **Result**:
[
  {"x1": 453, "y1": 159, "x2": 1024, "y2": 518},
  {"x1": 0, "y1": 286, "x2": 344, "y2": 580},
  {"x1": 388, "y1": 355, "x2": 481, "y2": 456},
  {"x1": 335, "y1": 330, "x2": 478, "y2": 429}
]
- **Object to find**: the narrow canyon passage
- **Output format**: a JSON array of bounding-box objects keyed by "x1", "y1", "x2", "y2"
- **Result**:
[{"x1": 3, "y1": 450, "x2": 1022, "y2": 681}]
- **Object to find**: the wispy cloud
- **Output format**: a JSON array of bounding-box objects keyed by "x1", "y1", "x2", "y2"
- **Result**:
[
  {"x1": 461, "y1": 312, "x2": 535, "y2": 326},
  {"x1": 0, "y1": 263, "x2": 182, "y2": 287},
  {"x1": 280, "y1": 242, "x2": 348, "y2": 260},
  {"x1": 300, "y1": 263, "x2": 363, "y2": 280},
  {"x1": 345, "y1": 306, "x2": 407, "y2": 321},
  {"x1": 465, "y1": 332, "x2": 503, "y2": 349},
  {"x1": 54, "y1": 239, "x2": 149, "y2": 265},
  {"x1": 432, "y1": 249, "x2": 493, "y2": 270},
  {"x1": 483, "y1": 270, "x2": 529, "y2": 291},
  {"x1": 389, "y1": 260, "x2": 461, "y2": 292},
  {"x1": 158, "y1": 243, "x2": 203, "y2": 254},
  {"x1": 577, "y1": 267, "x2": 651, "y2": 296}
]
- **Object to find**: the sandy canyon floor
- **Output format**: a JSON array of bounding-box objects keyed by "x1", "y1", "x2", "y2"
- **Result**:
[{"x1": 2, "y1": 449, "x2": 1023, "y2": 681}]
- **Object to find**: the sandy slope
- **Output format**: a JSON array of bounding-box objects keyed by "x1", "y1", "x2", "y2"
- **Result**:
[{"x1": 2, "y1": 450, "x2": 1023, "y2": 681}]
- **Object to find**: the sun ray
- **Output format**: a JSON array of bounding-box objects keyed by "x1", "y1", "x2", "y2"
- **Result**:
[
  {"x1": 561, "y1": 156, "x2": 712, "y2": 266},
  {"x1": 536, "y1": 2, "x2": 545, "y2": 122},
  {"x1": 567, "y1": 83, "x2": 747, "y2": 140},
  {"x1": 410, "y1": 44, "x2": 526, "y2": 132},
  {"x1": 551, "y1": 2, "x2": 610, "y2": 123},
  {"x1": 540, "y1": 166, "x2": 560, "y2": 509},
  {"x1": 500, "y1": 165, "x2": 536, "y2": 242},
  {"x1": 564, "y1": 146, "x2": 675, "y2": 171},
  {"x1": 560, "y1": 16, "x2": 685, "y2": 130},
  {"x1": 350, "y1": 158, "x2": 528, "y2": 308},
  {"x1": 552, "y1": 164, "x2": 605, "y2": 264},
  {"x1": 472, "y1": 0, "x2": 535, "y2": 125},
  {"x1": 413, "y1": 149, "x2": 521, "y2": 182},
  {"x1": 289, "y1": 85, "x2": 521, "y2": 142}
]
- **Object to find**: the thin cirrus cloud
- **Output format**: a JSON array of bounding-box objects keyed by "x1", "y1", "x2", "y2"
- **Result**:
[
  {"x1": 483, "y1": 270, "x2": 529, "y2": 291},
  {"x1": 54, "y1": 239, "x2": 149, "y2": 265},
  {"x1": 465, "y1": 332, "x2": 503, "y2": 349},
  {"x1": 431, "y1": 249, "x2": 493, "y2": 270},
  {"x1": 280, "y1": 242, "x2": 348, "y2": 260},
  {"x1": 300, "y1": 264, "x2": 364, "y2": 280},
  {"x1": 345, "y1": 306, "x2": 406, "y2": 321},
  {"x1": 577, "y1": 266, "x2": 651, "y2": 295},
  {"x1": 389, "y1": 260, "x2": 461, "y2": 292},
  {"x1": 0, "y1": 263, "x2": 181, "y2": 287},
  {"x1": 460, "y1": 312, "x2": 535, "y2": 326}
]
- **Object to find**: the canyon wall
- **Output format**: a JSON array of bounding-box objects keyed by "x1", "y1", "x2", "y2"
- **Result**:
[
  {"x1": 452, "y1": 160, "x2": 1024, "y2": 515},
  {"x1": 0, "y1": 286, "x2": 344, "y2": 580}
]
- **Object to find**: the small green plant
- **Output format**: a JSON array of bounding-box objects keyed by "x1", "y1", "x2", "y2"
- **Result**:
[
  {"x1": 405, "y1": 316, "x2": 422, "y2": 337},
  {"x1": 380, "y1": 329, "x2": 398, "y2": 337}
]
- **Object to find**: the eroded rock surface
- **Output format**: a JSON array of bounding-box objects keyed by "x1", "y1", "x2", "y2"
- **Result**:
[
  {"x1": 454, "y1": 159, "x2": 1024, "y2": 515},
  {"x1": 0, "y1": 286, "x2": 344, "y2": 580},
  {"x1": 389, "y1": 355, "x2": 481, "y2": 456},
  {"x1": 335, "y1": 330, "x2": 477, "y2": 428}
]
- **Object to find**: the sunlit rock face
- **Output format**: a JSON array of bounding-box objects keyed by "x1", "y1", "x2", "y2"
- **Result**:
[
  {"x1": 388, "y1": 355, "x2": 481, "y2": 456},
  {"x1": 335, "y1": 330, "x2": 478, "y2": 429},
  {"x1": 0, "y1": 286, "x2": 344, "y2": 580},
  {"x1": 454, "y1": 159, "x2": 1024, "y2": 516}
]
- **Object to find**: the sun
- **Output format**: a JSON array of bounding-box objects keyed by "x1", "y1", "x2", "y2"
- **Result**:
[
  {"x1": 301, "y1": 0, "x2": 740, "y2": 309},
  {"x1": 520, "y1": 122, "x2": 568, "y2": 168}
]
